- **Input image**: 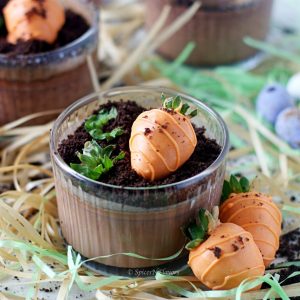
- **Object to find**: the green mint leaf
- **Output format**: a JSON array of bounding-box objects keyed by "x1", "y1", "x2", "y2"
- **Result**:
[
  {"x1": 91, "y1": 128, "x2": 124, "y2": 141},
  {"x1": 161, "y1": 94, "x2": 199, "y2": 118},
  {"x1": 161, "y1": 93, "x2": 166, "y2": 103},
  {"x1": 180, "y1": 103, "x2": 190, "y2": 115},
  {"x1": 172, "y1": 95, "x2": 181, "y2": 109},
  {"x1": 101, "y1": 145, "x2": 115, "y2": 158},
  {"x1": 197, "y1": 208, "x2": 209, "y2": 235},
  {"x1": 164, "y1": 97, "x2": 173, "y2": 109},
  {"x1": 185, "y1": 239, "x2": 203, "y2": 251},
  {"x1": 89, "y1": 127, "x2": 124, "y2": 141},
  {"x1": 94, "y1": 164, "x2": 105, "y2": 175},
  {"x1": 240, "y1": 177, "x2": 250, "y2": 193},
  {"x1": 230, "y1": 175, "x2": 243, "y2": 193},
  {"x1": 188, "y1": 223, "x2": 202, "y2": 241},
  {"x1": 221, "y1": 180, "x2": 231, "y2": 202},
  {"x1": 221, "y1": 175, "x2": 251, "y2": 203},
  {"x1": 184, "y1": 208, "x2": 209, "y2": 250},
  {"x1": 188, "y1": 109, "x2": 198, "y2": 118},
  {"x1": 104, "y1": 128, "x2": 124, "y2": 141},
  {"x1": 70, "y1": 164, "x2": 100, "y2": 180},
  {"x1": 77, "y1": 153, "x2": 98, "y2": 168},
  {"x1": 97, "y1": 107, "x2": 118, "y2": 127},
  {"x1": 161, "y1": 95, "x2": 181, "y2": 110},
  {"x1": 85, "y1": 107, "x2": 123, "y2": 141},
  {"x1": 82, "y1": 140, "x2": 102, "y2": 161},
  {"x1": 101, "y1": 156, "x2": 114, "y2": 170},
  {"x1": 87, "y1": 129, "x2": 102, "y2": 140},
  {"x1": 162, "y1": 95, "x2": 181, "y2": 109},
  {"x1": 85, "y1": 109, "x2": 117, "y2": 131},
  {"x1": 70, "y1": 140, "x2": 124, "y2": 180},
  {"x1": 111, "y1": 127, "x2": 124, "y2": 137},
  {"x1": 114, "y1": 151, "x2": 125, "y2": 162},
  {"x1": 84, "y1": 115, "x2": 97, "y2": 131},
  {"x1": 85, "y1": 115, "x2": 97, "y2": 131}
]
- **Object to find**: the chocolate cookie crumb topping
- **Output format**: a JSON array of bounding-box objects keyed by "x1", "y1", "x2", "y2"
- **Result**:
[
  {"x1": 58, "y1": 100, "x2": 222, "y2": 188},
  {"x1": 144, "y1": 128, "x2": 152, "y2": 136},
  {"x1": 213, "y1": 246, "x2": 222, "y2": 258},
  {"x1": 232, "y1": 244, "x2": 239, "y2": 252}
]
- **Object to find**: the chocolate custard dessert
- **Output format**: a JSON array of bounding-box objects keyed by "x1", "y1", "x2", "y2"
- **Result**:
[
  {"x1": 145, "y1": 0, "x2": 273, "y2": 65},
  {"x1": 0, "y1": 0, "x2": 98, "y2": 125},
  {"x1": 50, "y1": 87, "x2": 229, "y2": 275}
]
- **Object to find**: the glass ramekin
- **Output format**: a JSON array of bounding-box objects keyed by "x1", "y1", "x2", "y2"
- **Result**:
[
  {"x1": 0, "y1": 0, "x2": 98, "y2": 125},
  {"x1": 50, "y1": 86, "x2": 230, "y2": 276},
  {"x1": 145, "y1": 0, "x2": 273, "y2": 66}
]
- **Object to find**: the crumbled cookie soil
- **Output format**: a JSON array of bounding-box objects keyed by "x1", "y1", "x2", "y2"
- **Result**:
[
  {"x1": 275, "y1": 228, "x2": 300, "y2": 299},
  {"x1": 261, "y1": 229, "x2": 300, "y2": 299},
  {"x1": 58, "y1": 100, "x2": 222, "y2": 187},
  {"x1": 276, "y1": 228, "x2": 300, "y2": 261}
]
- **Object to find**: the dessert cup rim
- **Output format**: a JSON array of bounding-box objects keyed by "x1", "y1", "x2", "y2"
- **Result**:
[
  {"x1": 50, "y1": 86, "x2": 230, "y2": 191},
  {"x1": 0, "y1": 2, "x2": 98, "y2": 64}
]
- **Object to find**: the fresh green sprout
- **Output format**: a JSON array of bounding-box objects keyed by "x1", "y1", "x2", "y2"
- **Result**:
[
  {"x1": 85, "y1": 107, "x2": 124, "y2": 141},
  {"x1": 70, "y1": 140, "x2": 125, "y2": 180}
]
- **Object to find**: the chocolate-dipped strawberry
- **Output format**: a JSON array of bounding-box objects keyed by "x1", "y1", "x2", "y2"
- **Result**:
[
  {"x1": 129, "y1": 95, "x2": 197, "y2": 181},
  {"x1": 4, "y1": 0, "x2": 65, "y2": 44},
  {"x1": 219, "y1": 175, "x2": 282, "y2": 267},
  {"x1": 185, "y1": 208, "x2": 265, "y2": 290}
]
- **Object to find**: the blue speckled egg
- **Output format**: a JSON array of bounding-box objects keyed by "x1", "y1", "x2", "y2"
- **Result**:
[
  {"x1": 275, "y1": 107, "x2": 300, "y2": 149},
  {"x1": 256, "y1": 83, "x2": 293, "y2": 124}
]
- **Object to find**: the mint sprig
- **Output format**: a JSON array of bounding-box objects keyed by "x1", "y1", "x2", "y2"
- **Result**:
[
  {"x1": 161, "y1": 94, "x2": 198, "y2": 118},
  {"x1": 184, "y1": 208, "x2": 209, "y2": 250},
  {"x1": 85, "y1": 107, "x2": 124, "y2": 141},
  {"x1": 70, "y1": 140, "x2": 125, "y2": 180},
  {"x1": 221, "y1": 175, "x2": 250, "y2": 202},
  {"x1": 88, "y1": 127, "x2": 124, "y2": 142}
]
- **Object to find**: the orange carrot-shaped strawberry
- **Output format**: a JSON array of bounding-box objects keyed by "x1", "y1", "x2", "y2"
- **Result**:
[
  {"x1": 219, "y1": 175, "x2": 282, "y2": 267},
  {"x1": 3, "y1": 0, "x2": 65, "y2": 44},
  {"x1": 129, "y1": 94, "x2": 197, "y2": 181},
  {"x1": 185, "y1": 209, "x2": 265, "y2": 290}
]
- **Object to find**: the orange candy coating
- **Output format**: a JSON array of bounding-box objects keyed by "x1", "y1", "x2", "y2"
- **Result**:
[
  {"x1": 4, "y1": 0, "x2": 65, "y2": 44},
  {"x1": 219, "y1": 192, "x2": 282, "y2": 267},
  {"x1": 188, "y1": 223, "x2": 265, "y2": 290},
  {"x1": 129, "y1": 109, "x2": 197, "y2": 181}
]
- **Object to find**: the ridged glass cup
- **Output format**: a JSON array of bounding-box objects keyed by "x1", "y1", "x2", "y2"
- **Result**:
[
  {"x1": 0, "y1": 0, "x2": 98, "y2": 125},
  {"x1": 50, "y1": 87, "x2": 230, "y2": 277}
]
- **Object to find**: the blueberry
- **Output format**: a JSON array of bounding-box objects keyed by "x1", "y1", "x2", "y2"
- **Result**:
[
  {"x1": 256, "y1": 83, "x2": 293, "y2": 124},
  {"x1": 275, "y1": 107, "x2": 300, "y2": 149},
  {"x1": 287, "y1": 72, "x2": 300, "y2": 100}
]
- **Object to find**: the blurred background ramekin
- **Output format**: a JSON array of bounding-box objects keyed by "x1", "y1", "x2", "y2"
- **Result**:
[
  {"x1": 145, "y1": 0, "x2": 274, "y2": 66},
  {"x1": 0, "y1": 0, "x2": 98, "y2": 125}
]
